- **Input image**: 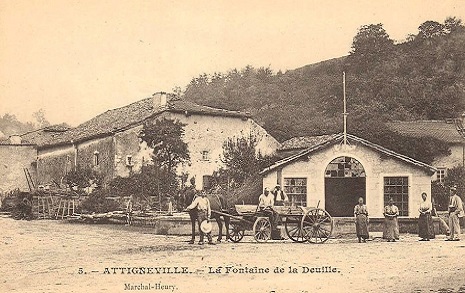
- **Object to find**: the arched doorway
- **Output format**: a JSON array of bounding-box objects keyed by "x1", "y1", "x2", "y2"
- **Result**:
[{"x1": 325, "y1": 156, "x2": 366, "y2": 217}]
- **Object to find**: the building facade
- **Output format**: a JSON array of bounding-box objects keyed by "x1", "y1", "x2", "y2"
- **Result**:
[
  {"x1": 3, "y1": 93, "x2": 279, "y2": 191},
  {"x1": 387, "y1": 117, "x2": 465, "y2": 183},
  {"x1": 0, "y1": 144, "x2": 37, "y2": 192},
  {"x1": 261, "y1": 134, "x2": 436, "y2": 218}
]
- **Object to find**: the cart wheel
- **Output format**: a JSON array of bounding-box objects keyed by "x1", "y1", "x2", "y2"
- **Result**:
[
  {"x1": 284, "y1": 215, "x2": 306, "y2": 243},
  {"x1": 228, "y1": 222, "x2": 245, "y2": 243},
  {"x1": 253, "y1": 217, "x2": 271, "y2": 242},
  {"x1": 301, "y1": 208, "x2": 333, "y2": 244}
]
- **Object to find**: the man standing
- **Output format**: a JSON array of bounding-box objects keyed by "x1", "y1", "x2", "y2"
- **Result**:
[
  {"x1": 446, "y1": 186, "x2": 463, "y2": 241},
  {"x1": 183, "y1": 178, "x2": 198, "y2": 244},
  {"x1": 186, "y1": 191, "x2": 215, "y2": 245},
  {"x1": 272, "y1": 185, "x2": 289, "y2": 206}
]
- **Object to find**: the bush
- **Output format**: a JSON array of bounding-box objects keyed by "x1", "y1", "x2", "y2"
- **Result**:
[
  {"x1": 78, "y1": 191, "x2": 121, "y2": 214},
  {"x1": 432, "y1": 166, "x2": 465, "y2": 211},
  {"x1": 63, "y1": 167, "x2": 102, "y2": 192},
  {"x1": 431, "y1": 181, "x2": 449, "y2": 211},
  {"x1": 8, "y1": 191, "x2": 34, "y2": 220},
  {"x1": 227, "y1": 175, "x2": 263, "y2": 205}
]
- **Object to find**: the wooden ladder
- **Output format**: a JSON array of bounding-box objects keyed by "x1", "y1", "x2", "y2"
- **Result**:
[
  {"x1": 36, "y1": 195, "x2": 54, "y2": 219},
  {"x1": 56, "y1": 196, "x2": 75, "y2": 219},
  {"x1": 23, "y1": 168, "x2": 35, "y2": 192}
]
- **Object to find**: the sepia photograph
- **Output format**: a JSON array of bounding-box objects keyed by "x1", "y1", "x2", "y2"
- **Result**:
[{"x1": 0, "y1": 1, "x2": 465, "y2": 292}]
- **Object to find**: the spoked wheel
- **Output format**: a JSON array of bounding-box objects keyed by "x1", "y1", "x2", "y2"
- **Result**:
[
  {"x1": 301, "y1": 208, "x2": 333, "y2": 244},
  {"x1": 253, "y1": 217, "x2": 271, "y2": 242},
  {"x1": 284, "y1": 215, "x2": 306, "y2": 243},
  {"x1": 228, "y1": 222, "x2": 245, "y2": 243}
]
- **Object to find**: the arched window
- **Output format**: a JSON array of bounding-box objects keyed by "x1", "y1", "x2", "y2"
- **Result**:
[{"x1": 325, "y1": 156, "x2": 365, "y2": 178}]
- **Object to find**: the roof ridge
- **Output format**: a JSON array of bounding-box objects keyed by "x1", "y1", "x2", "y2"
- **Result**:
[
  {"x1": 177, "y1": 99, "x2": 247, "y2": 114},
  {"x1": 76, "y1": 97, "x2": 153, "y2": 126},
  {"x1": 262, "y1": 133, "x2": 435, "y2": 175},
  {"x1": 389, "y1": 119, "x2": 456, "y2": 123}
]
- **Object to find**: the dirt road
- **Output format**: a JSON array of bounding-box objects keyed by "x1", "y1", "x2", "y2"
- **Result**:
[{"x1": 0, "y1": 218, "x2": 464, "y2": 293}]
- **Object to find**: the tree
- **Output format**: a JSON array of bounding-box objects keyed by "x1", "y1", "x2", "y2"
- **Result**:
[
  {"x1": 139, "y1": 118, "x2": 190, "y2": 174},
  {"x1": 0, "y1": 113, "x2": 35, "y2": 136},
  {"x1": 220, "y1": 132, "x2": 278, "y2": 187},
  {"x1": 221, "y1": 133, "x2": 261, "y2": 185},
  {"x1": 444, "y1": 16, "x2": 463, "y2": 33},
  {"x1": 418, "y1": 21, "x2": 445, "y2": 39},
  {"x1": 32, "y1": 109, "x2": 51, "y2": 128},
  {"x1": 350, "y1": 24, "x2": 394, "y2": 60}
]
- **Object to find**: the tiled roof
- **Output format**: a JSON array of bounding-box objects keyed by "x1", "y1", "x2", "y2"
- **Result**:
[
  {"x1": 18, "y1": 124, "x2": 71, "y2": 146},
  {"x1": 387, "y1": 120, "x2": 465, "y2": 144},
  {"x1": 279, "y1": 134, "x2": 341, "y2": 151},
  {"x1": 20, "y1": 94, "x2": 251, "y2": 148},
  {"x1": 261, "y1": 133, "x2": 437, "y2": 175}
]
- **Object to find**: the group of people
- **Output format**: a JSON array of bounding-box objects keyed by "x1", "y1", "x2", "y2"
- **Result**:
[
  {"x1": 354, "y1": 186, "x2": 463, "y2": 243},
  {"x1": 354, "y1": 197, "x2": 403, "y2": 243},
  {"x1": 183, "y1": 184, "x2": 288, "y2": 244},
  {"x1": 182, "y1": 181, "x2": 463, "y2": 245}
]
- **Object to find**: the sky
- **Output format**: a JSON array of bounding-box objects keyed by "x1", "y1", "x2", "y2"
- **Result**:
[{"x1": 1, "y1": 0, "x2": 464, "y2": 127}]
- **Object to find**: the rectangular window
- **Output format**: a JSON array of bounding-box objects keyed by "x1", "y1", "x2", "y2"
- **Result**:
[
  {"x1": 284, "y1": 178, "x2": 307, "y2": 207},
  {"x1": 201, "y1": 150, "x2": 210, "y2": 161},
  {"x1": 126, "y1": 155, "x2": 133, "y2": 166},
  {"x1": 436, "y1": 168, "x2": 447, "y2": 183},
  {"x1": 384, "y1": 177, "x2": 409, "y2": 216},
  {"x1": 93, "y1": 151, "x2": 99, "y2": 167}
]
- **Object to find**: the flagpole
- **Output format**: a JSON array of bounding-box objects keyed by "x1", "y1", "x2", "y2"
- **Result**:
[{"x1": 343, "y1": 71, "x2": 347, "y2": 145}]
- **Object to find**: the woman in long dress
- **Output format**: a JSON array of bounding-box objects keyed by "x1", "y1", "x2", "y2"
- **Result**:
[
  {"x1": 354, "y1": 197, "x2": 369, "y2": 243},
  {"x1": 383, "y1": 198, "x2": 399, "y2": 242},
  {"x1": 418, "y1": 192, "x2": 435, "y2": 241}
]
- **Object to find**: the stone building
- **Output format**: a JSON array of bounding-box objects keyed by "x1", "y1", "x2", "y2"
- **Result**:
[
  {"x1": 0, "y1": 143, "x2": 37, "y2": 192},
  {"x1": 387, "y1": 116, "x2": 465, "y2": 183},
  {"x1": 261, "y1": 133, "x2": 436, "y2": 218},
  {"x1": 2, "y1": 93, "x2": 279, "y2": 191}
]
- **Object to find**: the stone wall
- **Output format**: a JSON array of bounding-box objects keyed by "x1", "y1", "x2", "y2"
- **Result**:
[
  {"x1": 0, "y1": 145, "x2": 37, "y2": 192},
  {"x1": 37, "y1": 145, "x2": 74, "y2": 185},
  {"x1": 166, "y1": 112, "x2": 280, "y2": 189},
  {"x1": 76, "y1": 137, "x2": 115, "y2": 182},
  {"x1": 112, "y1": 112, "x2": 280, "y2": 189},
  {"x1": 125, "y1": 215, "x2": 448, "y2": 237},
  {"x1": 35, "y1": 112, "x2": 279, "y2": 189}
]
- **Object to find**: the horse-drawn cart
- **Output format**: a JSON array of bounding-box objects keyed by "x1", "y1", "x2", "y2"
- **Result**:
[{"x1": 215, "y1": 204, "x2": 333, "y2": 244}]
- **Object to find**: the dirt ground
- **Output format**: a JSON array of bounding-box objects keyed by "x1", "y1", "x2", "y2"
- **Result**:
[{"x1": 0, "y1": 217, "x2": 464, "y2": 293}]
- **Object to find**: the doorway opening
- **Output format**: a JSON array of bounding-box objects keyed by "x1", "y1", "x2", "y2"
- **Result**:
[{"x1": 324, "y1": 156, "x2": 366, "y2": 217}]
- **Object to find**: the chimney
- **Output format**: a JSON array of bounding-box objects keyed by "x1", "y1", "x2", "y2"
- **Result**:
[{"x1": 153, "y1": 92, "x2": 168, "y2": 110}]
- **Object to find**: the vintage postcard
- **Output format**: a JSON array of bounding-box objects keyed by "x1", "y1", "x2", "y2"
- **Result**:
[{"x1": 1, "y1": 1, "x2": 465, "y2": 292}]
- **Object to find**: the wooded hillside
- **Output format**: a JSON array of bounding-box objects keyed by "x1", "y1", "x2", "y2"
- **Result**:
[{"x1": 183, "y1": 17, "x2": 465, "y2": 164}]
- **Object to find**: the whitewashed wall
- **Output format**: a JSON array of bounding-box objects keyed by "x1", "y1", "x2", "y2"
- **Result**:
[
  {"x1": 263, "y1": 143, "x2": 433, "y2": 217},
  {"x1": 113, "y1": 112, "x2": 280, "y2": 190}
]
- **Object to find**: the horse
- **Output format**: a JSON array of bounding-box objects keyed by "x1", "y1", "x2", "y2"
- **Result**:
[
  {"x1": 207, "y1": 193, "x2": 231, "y2": 242},
  {"x1": 182, "y1": 189, "x2": 231, "y2": 243}
]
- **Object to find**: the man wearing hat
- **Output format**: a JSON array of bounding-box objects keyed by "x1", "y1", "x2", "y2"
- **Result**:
[
  {"x1": 272, "y1": 184, "x2": 289, "y2": 207},
  {"x1": 446, "y1": 185, "x2": 463, "y2": 241},
  {"x1": 186, "y1": 191, "x2": 215, "y2": 245}
]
